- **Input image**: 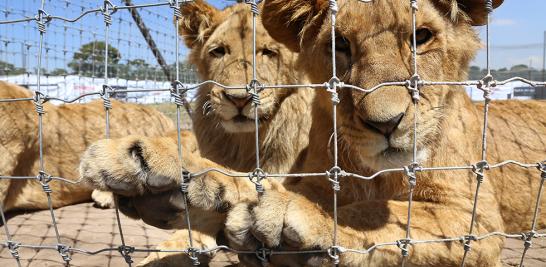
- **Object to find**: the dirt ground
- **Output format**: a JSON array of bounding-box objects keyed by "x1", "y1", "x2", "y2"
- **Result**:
[{"x1": 0, "y1": 202, "x2": 544, "y2": 266}]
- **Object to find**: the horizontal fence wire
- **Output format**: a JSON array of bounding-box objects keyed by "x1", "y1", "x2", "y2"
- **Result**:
[{"x1": 0, "y1": 0, "x2": 545, "y2": 266}]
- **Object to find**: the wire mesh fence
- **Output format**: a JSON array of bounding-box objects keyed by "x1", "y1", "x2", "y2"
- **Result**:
[
  {"x1": 0, "y1": 0, "x2": 545, "y2": 266},
  {"x1": 0, "y1": 0, "x2": 199, "y2": 104}
]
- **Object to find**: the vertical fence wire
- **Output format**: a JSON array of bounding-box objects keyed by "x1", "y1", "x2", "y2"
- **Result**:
[
  {"x1": 325, "y1": 1, "x2": 341, "y2": 265},
  {"x1": 245, "y1": 0, "x2": 270, "y2": 262},
  {"x1": 171, "y1": 0, "x2": 199, "y2": 265},
  {"x1": 100, "y1": 1, "x2": 132, "y2": 265},
  {"x1": 519, "y1": 163, "x2": 546, "y2": 266},
  {"x1": 35, "y1": 0, "x2": 72, "y2": 264},
  {"x1": 0, "y1": 203, "x2": 21, "y2": 267},
  {"x1": 461, "y1": 1, "x2": 493, "y2": 266},
  {"x1": 400, "y1": 0, "x2": 420, "y2": 266}
]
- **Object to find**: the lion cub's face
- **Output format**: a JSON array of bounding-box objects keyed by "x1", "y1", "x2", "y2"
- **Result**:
[
  {"x1": 180, "y1": 2, "x2": 299, "y2": 133},
  {"x1": 262, "y1": 0, "x2": 488, "y2": 170}
]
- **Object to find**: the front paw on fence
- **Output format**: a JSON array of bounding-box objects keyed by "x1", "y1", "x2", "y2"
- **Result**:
[{"x1": 79, "y1": 136, "x2": 182, "y2": 196}]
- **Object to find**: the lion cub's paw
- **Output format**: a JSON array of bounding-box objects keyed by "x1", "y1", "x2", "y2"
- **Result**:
[
  {"x1": 226, "y1": 191, "x2": 332, "y2": 250},
  {"x1": 91, "y1": 189, "x2": 115, "y2": 209},
  {"x1": 79, "y1": 136, "x2": 181, "y2": 197},
  {"x1": 225, "y1": 191, "x2": 333, "y2": 265}
]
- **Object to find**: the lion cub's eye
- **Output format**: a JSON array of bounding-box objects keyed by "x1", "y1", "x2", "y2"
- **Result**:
[
  {"x1": 260, "y1": 48, "x2": 277, "y2": 57},
  {"x1": 335, "y1": 35, "x2": 351, "y2": 55},
  {"x1": 412, "y1": 28, "x2": 433, "y2": 47},
  {"x1": 209, "y1": 47, "x2": 227, "y2": 58},
  {"x1": 327, "y1": 35, "x2": 351, "y2": 57}
]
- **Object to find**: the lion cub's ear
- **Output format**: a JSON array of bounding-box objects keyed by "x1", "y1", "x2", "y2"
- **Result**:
[
  {"x1": 262, "y1": 0, "x2": 329, "y2": 52},
  {"x1": 178, "y1": 0, "x2": 223, "y2": 48},
  {"x1": 445, "y1": 0, "x2": 504, "y2": 26}
]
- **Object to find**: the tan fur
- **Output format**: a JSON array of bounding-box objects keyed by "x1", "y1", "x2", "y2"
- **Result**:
[
  {"x1": 226, "y1": 0, "x2": 540, "y2": 266},
  {"x1": 79, "y1": 0, "x2": 545, "y2": 266},
  {"x1": 83, "y1": 2, "x2": 313, "y2": 266},
  {"x1": 0, "y1": 81, "x2": 174, "y2": 212}
]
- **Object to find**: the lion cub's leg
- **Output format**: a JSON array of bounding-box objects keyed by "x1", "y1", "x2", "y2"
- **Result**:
[
  {"x1": 138, "y1": 212, "x2": 225, "y2": 267},
  {"x1": 0, "y1": 138, "x2": 28, "y2": 212},
  {"x1": 91, "y1": 189, "x2": 115, "y2": 208},
  {"x1": 138, "y1": 230, "x2": 215, "y2": 266}
]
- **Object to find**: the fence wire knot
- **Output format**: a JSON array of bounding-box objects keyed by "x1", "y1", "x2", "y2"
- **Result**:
[
  {"x1": 327, "y1": 166, "x2": 343, "y2": 191},
  {"x1": 406, "y1": 74, "x2": 421, "y2": 102},
  {"x1": 472, "y1": 160, "x2": 489, "y2": 183},
  {"x1": 33, "y1": 91, "x2": 46, "y2": 115},
  {"x1": 101, "y1": 84, "x2": 113, "y2": 110},
  {"x1": 180, "y1": 170, "x2": 191, "y2": 193},
  {"x1": 169, "y1": 0, "x2": 182, "y2": 18},
  {"x1": 35, "y1": 9, "x2": 51, "y2": 33},
  {"x1": 396, "y1": 238, "x2": 411, "y2": 257},
  {"x1": 255, "y1": 247, "x2": 271, "y2": 262},
  {"x1": 327, "y1": 246, "x2": 343, "y2": 264},
  {"x1": 404, "y1": 163, "x2": 419, "y2": 187},
  {"x1": 246, "y1": 79, "x2": 263, "y2": 105},
  {"x1": 171, "y1": 80, "x2": 188, "y2": 106},
  {"x1": 117, "y1": 245, "x2": 135, "y2": 264},
  {"x1": 249, "y1": 168, "x2": 267, "y2": 193},
  {"x1": 327, "y1": 77, "x2": 341, "y2": 91},
  {"x1": 326, "y1": 77, "x2": 341, "y2": 104},
  {"x1": 462, "y1": 235, "x2": 477, "y2": 252},
  {"x1": 410, "y1": 0, "x2": 419, "y2": 10},
  {"x1": 244, "y1": 0, "x2": 260, "y2": 15},
  {"x1": 328, "y1": 0, "x2": 339, "y2": 14},
  {"x1": 37, "y1": 170, "x2": 53, "y2": 193},
  {"x1": 6, "y1": 241, "x2": 20, "y2": 260},
  {"x1": 522, "y1": 231, "x2": 536, "y2": 249},
  {"x1": 57, "y1": 243, "x2": 71, "y2": 262},
  {"x1": 187, "y1": 247, "x2": 201, "y2": 265},
  {"x1": 101, "y1": 0, "x2": 117, "y2": 26},
  {"x1": 478, "y1": 74, "x2": 495, "y2": 102},
  {"x1": 538, "y1": 161, "x2": 546, "y2": 179},
  {"x1": 485, "y1": 0, "x2": 493, "y2": 13}
]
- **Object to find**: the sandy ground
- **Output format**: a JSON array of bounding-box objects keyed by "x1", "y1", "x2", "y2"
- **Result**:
[{"x1": 0, "y1": 202, "x2": 544, "y2": 267}]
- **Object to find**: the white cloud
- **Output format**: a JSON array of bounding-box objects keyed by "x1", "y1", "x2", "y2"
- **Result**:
[{"x1": 491, "y1": 18, "x2": 516, "y2": 26}]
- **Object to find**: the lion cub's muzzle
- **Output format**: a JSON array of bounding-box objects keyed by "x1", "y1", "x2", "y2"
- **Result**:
[
  {"x1": 223, "y1": 91, "x2": 253, "y2": 112},
  {"x1": 360, "y1": 112, "x2": 405, "y2": 138},
  {"x1": 353, "y1": 86, "x2": 412, "y2": 139}
]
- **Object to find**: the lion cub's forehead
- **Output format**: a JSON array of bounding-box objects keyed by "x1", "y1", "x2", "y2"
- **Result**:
[
  {"x1": 336, "y1": 0, "x2": 443, "y2": 37},
  {"x1": 208, "y1": 6, "x2": 270, "y2": 47}
]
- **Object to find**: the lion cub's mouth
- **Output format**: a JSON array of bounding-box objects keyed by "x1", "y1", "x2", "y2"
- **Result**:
[
  {"x1": 221, "y1": 113, "x2": 268, "y2": 133},
  {"x1": 232, "y1": 114, "x2": 253, "y2": 123}
]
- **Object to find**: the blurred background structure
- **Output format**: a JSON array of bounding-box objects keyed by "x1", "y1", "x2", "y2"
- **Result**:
[{"x1": 0, "y1": 0, "x2": 199, "y2": 104}]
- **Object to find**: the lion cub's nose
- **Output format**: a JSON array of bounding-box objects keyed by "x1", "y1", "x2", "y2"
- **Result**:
[
  {"x1": 364, "y1": 113, "x2": 404, "y2": 137},
  {"x1": 224, "y1": 92, "x2": 252, "y2": 109}
]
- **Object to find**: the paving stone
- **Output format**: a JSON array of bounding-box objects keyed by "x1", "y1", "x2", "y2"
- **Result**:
[{"x1": 1, "y1": 203, "x2": 543, "y2": 266}]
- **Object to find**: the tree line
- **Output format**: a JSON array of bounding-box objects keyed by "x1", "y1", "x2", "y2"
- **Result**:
[
  {"x1": 468, "y1": 65, "x2": 545, "y2": 81},
  {"x1": 0, "y1": 41, "x2": 198, "y2": 82}
]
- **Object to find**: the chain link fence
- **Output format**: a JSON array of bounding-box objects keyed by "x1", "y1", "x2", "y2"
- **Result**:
[{"x1": 0, "y1": 0, "x2": 545, "y2": 266}]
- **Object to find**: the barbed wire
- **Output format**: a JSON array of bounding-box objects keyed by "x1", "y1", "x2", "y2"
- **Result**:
[{"x1": 0, "y1": 0, "x2": 545, "y2": 266}]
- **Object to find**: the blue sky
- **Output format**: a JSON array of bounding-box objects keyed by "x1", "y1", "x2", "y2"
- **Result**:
[
  {"x1": 0, "y1": 0, "x2": 544, "y2": 72},
  {"x1": 474, "y1": 0, "x2": 546, "y2": 69}
]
